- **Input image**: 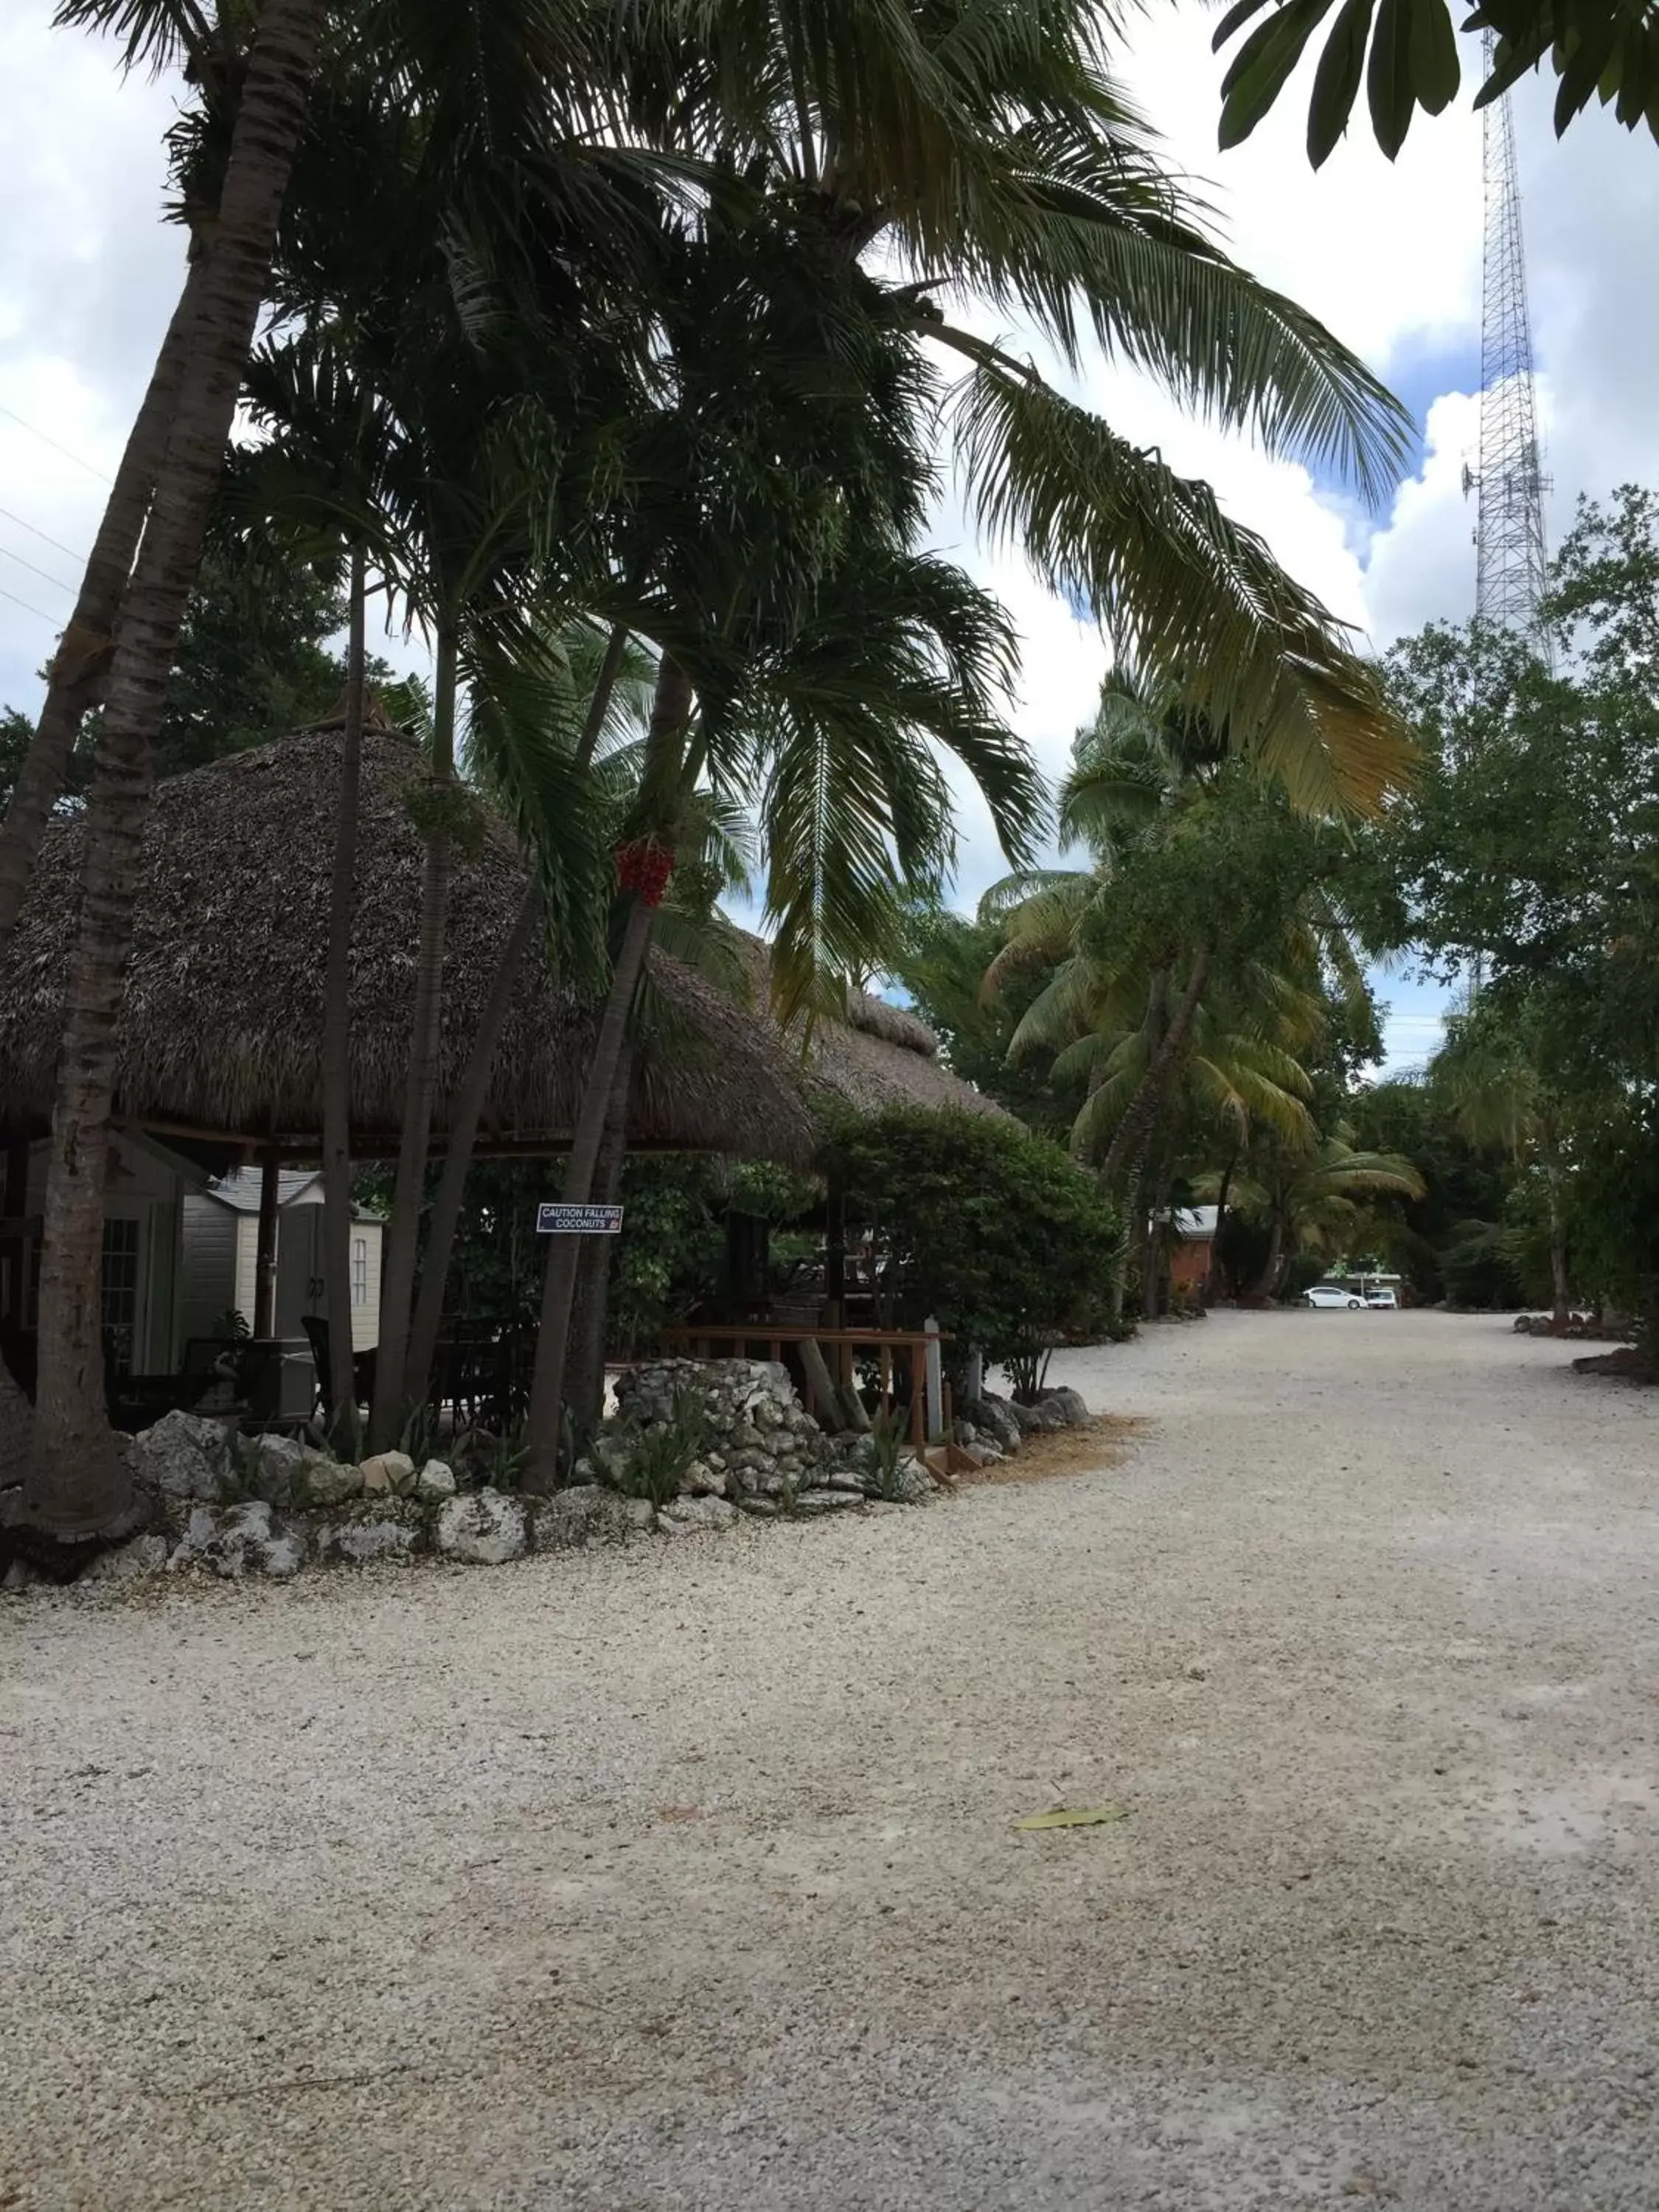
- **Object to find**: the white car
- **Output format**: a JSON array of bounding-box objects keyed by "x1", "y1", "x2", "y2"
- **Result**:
[{"x1": 1304, "y1": 1284, "x2": 1397, "y2": 1310}]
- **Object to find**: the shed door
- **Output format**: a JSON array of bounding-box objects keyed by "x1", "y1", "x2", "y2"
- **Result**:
[{"x1": 275, "y1": 1209, "x2": 325, "y2": 1335}]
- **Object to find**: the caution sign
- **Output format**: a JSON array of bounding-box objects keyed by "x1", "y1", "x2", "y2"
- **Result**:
[{"x1": 535, "y1": 1203, "x2": 625, "y2": 1236}]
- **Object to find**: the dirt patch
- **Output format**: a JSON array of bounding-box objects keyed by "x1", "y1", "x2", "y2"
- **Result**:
[
  {"x1": 956, "y1": 1413, "x2": 1147, "y2": 1487},
  {"x1": 1572, "y1": 1344, "x2": 1658, "y2": 1382}
]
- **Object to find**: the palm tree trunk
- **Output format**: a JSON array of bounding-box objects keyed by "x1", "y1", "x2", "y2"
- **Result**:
[
  {"x1": 0, "y1": 261, "x2": 206, "y2": 954},
  {"x1": 1209, "y1": 1148, "x2": 1238, "y2": 1303},
  {"x1": 371, "y1": 624, "x2": 459, "y2": 1447},
  {"x1": 524, "y1": 894, "x2": 655, "y2": 1489},
  {"x1": 1247, "y1": 1212, "x2": 1287, "y2": 1302},
  {"x1": 1106, "y1": 1134, "x2": 1153, "y2": 1330},
  {"x1": 319, "y1": 548, "x2": 366, "y2": 1433},
  {"x1": 1144, "y1": 1142, "x2": 1177, "y2": 1318},
  {"x1": 524, "y1": 653, "x2": 694, "y2": 1492},
  {"x1": 566, "y1": 1046, "x2": 633, "y2": 1433},
  {"x1": 401, "y1": 623, "x2": 630, "y2": 1410},
  {"x1": 1545, "y1": 1165, "x2": 1570, "y2": 1328},
  {"x1": 1099, "y1": 946, "x2": 1210, "y2": 1187},
  {"x1": 22, "y1": 0, "x2": 327, "y2": 1543}
]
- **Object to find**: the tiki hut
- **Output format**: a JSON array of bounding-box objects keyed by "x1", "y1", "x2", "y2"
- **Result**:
[
  {"x1": 793, "y1": 986, "x2": 1015, "y2": 1121},
  {"x1": 0, "y1": 715, "x2": 815, "y2": 1169},
  {"x1": 735, "y1": 935, "x2": 1015, "y2": 1124}
]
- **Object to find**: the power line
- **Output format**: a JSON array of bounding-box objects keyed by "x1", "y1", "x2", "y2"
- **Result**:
[
  {"x1": 0, "y1": 540, "x2": 74, "y2": 595},
  {"x1": 0, "y1": 504, "x2": 85, "y2": 564},
  {"x1": 0, "y1": 580, "x2": 60, "y2": 627},
  {"x1": 0, "y1": 401, "x2": 115, "y2": 487}
]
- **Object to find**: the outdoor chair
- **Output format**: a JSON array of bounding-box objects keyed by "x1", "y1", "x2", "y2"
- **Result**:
[{"x1": 302, "y1": 1315, "x2": 375, "y2": 1424}]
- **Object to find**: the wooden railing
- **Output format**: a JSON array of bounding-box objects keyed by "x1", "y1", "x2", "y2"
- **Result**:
[{"x1": 656, "y1": 1322, "x2": 947, "y2": 1446}]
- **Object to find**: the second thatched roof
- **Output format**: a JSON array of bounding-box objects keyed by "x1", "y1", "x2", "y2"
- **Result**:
[
  {"x1": 0, "y1": 720, "x2": 816, "y2": 1168},
  {"x1": 737, "y1": 936, "x2": 1015, "y2": 1124}
]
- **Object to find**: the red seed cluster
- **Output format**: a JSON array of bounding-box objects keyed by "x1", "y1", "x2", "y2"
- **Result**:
[{"x1": 615, "y1": 838, "x2": 675, "y2": 908}]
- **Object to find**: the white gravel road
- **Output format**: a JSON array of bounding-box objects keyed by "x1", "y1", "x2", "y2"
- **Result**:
[{"x1": 6, "y1": 1310, "x2": 1659, "y2": 2211}]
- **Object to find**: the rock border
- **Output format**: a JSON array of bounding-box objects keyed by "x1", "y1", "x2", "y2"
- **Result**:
[{"x1": 3, "y1": 1366, "x2": 1096, "y2": 1593}]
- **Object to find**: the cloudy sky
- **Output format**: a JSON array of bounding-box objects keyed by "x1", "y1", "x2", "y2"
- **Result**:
[{"x1": 4, "y1": 2, "x2": 1656, "y2": 1067}]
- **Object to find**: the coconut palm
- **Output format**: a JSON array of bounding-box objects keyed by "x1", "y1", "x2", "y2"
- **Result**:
[
  {"x1": 673, "y1": 0, "x2": 1415, "y2": 810},
  {"x1": 1209, "y1": 1136, "x2": 1425, "y2": 1300},
  {"x1": 521, "y1": 0, "x2": 1420, "y2": 1455},
  {"x1": 24, "y1": 0, "x2": 331, "y2": 1541},
  {"x1": 987, "y1": 667, "x2": 1364, "y2": 1183},
  {"x1": 0, "y1": 2, "x2": 245, "y2": 953}
]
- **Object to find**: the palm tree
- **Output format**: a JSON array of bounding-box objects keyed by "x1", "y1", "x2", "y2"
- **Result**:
[
  {"x1": 1211, "y1": 1136, "x2": 1425, "y2": 1301},
  {"x1": 521, "y1": 546, "x2": 1044, "y2": 1488},
  {"x1": 674, "y1": 0, "x2": 1415, "y2": 808},
  {"x1": 988, "y1": 669, "x2": 1357, "y2": 1181},
  {"x1": 1431, "y1": 999, "x2": 1572, "y2": 1325},
  {"x1": 18, "y1": 0, "x2": 670, "y2": 1528},
  {"x1": 400, "y1": 617, "x2": 655, "y2": 1414},
  {"x1": 24, "y1": 0, "x2": 330, "y2": 1541},
  {"x1": 0, "y1": 1, "x2": 242, "y2": 953}
]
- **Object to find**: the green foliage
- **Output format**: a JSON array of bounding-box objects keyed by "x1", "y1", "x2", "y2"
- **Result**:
[
  {"x1": 454, "y1": 1421, "x2": 531, "y2": 1494},
  {"x1": 608, "y1": 1158, "x2": 727, "y2": 1353},
  {"x1": 1368, "y1": 488, "x2": 1659, "y2": 1334},
  {"x1": 1, "y1": 543, "x2": 426, "y2": 808},
  {"x1": 819, "y1": 1105, "x2": 1122, "y2": 1377},
  {"x1": 1439, "y1": 1220, "x2": 1526, "y2": 1312},
  {"x1": 1346, "y1": 1076, "x2": 1513, "y2": 1298},
  {"x1": 617, "y1": 1389, "x2": 712, "y2": 1512},
  {"x1": 1214, "y1": 0, "x2": 1659, "y2": 168},
  {"x1": 866, "y1": 1408, "x2": 911, "y2": 1501},
  {"x1": 894, "y1": 902, "x2": 1081, "y2": 1138}
]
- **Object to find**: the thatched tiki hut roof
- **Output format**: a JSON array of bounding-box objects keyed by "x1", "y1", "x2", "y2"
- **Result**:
[
  {"x1": 799, "y1": 986, "x2": 1015, "y2": 1121},
  {"x1": 0, "y1": 719, "x2": 815, "y2": 1169},
  {"x1": 738, "y1": 936, "x2": 1016, "y2": 1123}
]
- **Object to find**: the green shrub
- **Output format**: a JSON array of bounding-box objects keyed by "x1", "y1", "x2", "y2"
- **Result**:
[
  {"x1": 820, "y1": 1105, "x2": 1121, "y2": 1392},
  {"x1": 866, "y1": 1408, "x2": 910, "y2": 1500},
  {"x1": 1439, "y1": 1219, "x2": 1525, "y2": 1309},
  {"x1": 616, "y1": 1388, "x2": 712, "y2": 1511}
]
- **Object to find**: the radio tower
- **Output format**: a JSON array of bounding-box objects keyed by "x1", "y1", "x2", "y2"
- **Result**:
[{"x1": 1464, "y1": 32, "x2": 1552, "y2": 661}]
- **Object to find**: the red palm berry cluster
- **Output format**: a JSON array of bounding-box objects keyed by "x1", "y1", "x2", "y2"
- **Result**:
[{"x1": 615, "y1": 837, "x2": 675, "y2": 907}]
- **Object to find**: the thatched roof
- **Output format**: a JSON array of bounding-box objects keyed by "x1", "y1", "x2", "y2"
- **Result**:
[
  {"x1": 740, "y1": 937, "x2": 1015, "y2": 1123},
  {"x1": 0, "y1": 721, "x2": 815, "y2": 1169}
]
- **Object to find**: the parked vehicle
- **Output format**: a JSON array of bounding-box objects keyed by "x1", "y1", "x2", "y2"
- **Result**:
[{"x1": 1304, "y1": 1285, "x2": 1366, "y2": 1309}]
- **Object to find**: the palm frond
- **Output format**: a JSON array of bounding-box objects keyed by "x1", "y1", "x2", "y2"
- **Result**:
[{"x1": 950, "y1": 358, "x2": 1413, "y2": 815}]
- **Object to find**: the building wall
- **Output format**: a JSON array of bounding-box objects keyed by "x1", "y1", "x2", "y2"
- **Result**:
[
  {"x1": 349, "y1": 1221, "x2": 382, "y2": 1352},
  {"x1": 232, "y1": 1214, "x2": 259, "y2": 1329},
  {"x1": 229, "y1": 1202, "x2": 382, "y2": 1350},
  {"x1": 1169, "y1": 1237, "x2": 1212, "y2": 1294},
  {"x1": 179, "y1": 1194, "x2": 240, "y2": 1346}
]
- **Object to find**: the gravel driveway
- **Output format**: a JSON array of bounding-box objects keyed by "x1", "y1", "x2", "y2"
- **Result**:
[{"x1": 7, "y1": 1310, "x2": 1659, "y2": 2211}]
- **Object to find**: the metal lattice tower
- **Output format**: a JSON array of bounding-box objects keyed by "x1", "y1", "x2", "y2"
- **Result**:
[{"x1": 1464, "y1": 32, "x2": 1552, "y2": 655}]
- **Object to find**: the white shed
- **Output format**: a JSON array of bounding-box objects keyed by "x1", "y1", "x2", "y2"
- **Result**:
[{"x1": 180, "y1": 1170, "x2": 383, "y2": 1353}]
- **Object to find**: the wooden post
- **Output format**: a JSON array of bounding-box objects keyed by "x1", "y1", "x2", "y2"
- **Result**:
[
  {"x1": 924, "y1": 1316, "x2": 944, "y2": 1443},
  {"x1": 925, "y1": 1318, "x2": 947, "y2": 1442},
  {"x1": 799, "y1": 1337, "x2": 840, "y2": 1432},
  {"x1": 3, "y1": 1139, "x2": 26, "y2": 1218},
  {"x1": 824, "y1": 1186, "x2": 846, "y2": 1328},
  {"x1": 253, "y1": 1147, "x2": 281, "y2": 1338}
]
